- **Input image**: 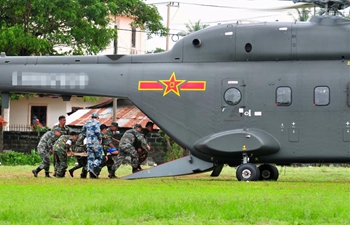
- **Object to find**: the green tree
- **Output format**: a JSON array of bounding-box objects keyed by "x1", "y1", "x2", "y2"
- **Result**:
[
  {"x1": 0, "y1": 94, "x2": 98, "y2": 108},
  {"x1": 0, "y1": 0, "x2": 168, "y2": 56},
  {"x1": 178, "y1": 20, "x2": 210, "y2": 37},
  {"x1": 0, "y1": 0, "x2": 168, "y2": 105},
  {"x1": 146, "y1": 47, "x2": 165, "y2": 54}
]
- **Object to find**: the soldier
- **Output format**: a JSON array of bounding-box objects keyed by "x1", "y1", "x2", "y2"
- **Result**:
[
  {"x1": 99, "y1": 124, "x2": 119, "y2": 178},
  {"x1": 52, "y1": 115, "x2": 69, "y2": 176},
  {"x1": 134, "y1": 122, "x2": 154, "y2": 170},
  {"x1": 53, "y1": 132, "x2": 79, "y2": 178},
  {"x1": 68, "y1": 133, "x2": 88, "y2": 178},
  {"x1": 81, "y1": 112, "x2": 103, "y2": 178},
  {"x1": 107, "y1": 122, "x2": 121, "y2": 148},
  {"x1": 32, "y1": 128, "x2": 62, "y2": 178},
  {"x1": 112, "y1": 124, "x2": 150, "y2": 175}
]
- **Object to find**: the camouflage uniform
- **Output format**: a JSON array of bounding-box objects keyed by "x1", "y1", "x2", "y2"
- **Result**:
[
  {"x1": 52, "y1": 125, "x2": 70, "y2": 135},
  {"x1": 99, "y1": 132, "x2": 115, "y2": 174},
  {"x1": 68, "y1": 133, "x2": 88, "y2": 178},
  {"x1": 113, "y1": 129, "x2": 148, "y2": 174},
  {"x1": 52, "y1": 124, "x2": 69, "y2": 174},
  {"x1": 133, "y1": 129, "x2": 151, "y2": 169},
  {"x1": 53, "y1": 135, "x2": 75, "y2": 177},
  {"x1": 106, "y1": 128, "x2": 121, "y2": 148},
  {"x1": 81, "y1": 118, "x2": 102, "y2": 175},
  {"x1": 37, "y1": 131, "x2": 60, "y2": 172}
]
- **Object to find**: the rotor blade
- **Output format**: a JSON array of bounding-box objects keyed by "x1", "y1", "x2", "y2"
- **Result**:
[{"x1": 275, "y1": 3, "x2": 315, "y2": 10}]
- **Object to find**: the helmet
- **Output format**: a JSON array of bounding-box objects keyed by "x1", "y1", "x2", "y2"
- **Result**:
[{"x1": 134, "y1": 124, "x2": 142, "y2": 129}]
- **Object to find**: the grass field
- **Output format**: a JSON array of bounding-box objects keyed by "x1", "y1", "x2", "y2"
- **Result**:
[{"x1": 0, "y1": 165, "x2": 349, "y2": 225}]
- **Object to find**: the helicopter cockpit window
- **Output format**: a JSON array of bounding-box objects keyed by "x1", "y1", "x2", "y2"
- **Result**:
[
  {"x1": 314, "y1": 86, "x2": 330, "y2": 106},
  {"x1": 276, "y1": 87, "x2": 292, "y2": 106},
  {"x1": 224, "y1": 88, "x2": 241, "y2": 106}
]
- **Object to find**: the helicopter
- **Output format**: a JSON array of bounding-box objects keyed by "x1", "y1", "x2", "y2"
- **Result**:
[{"x1": 0, "y1": 0, "x2": 349, "y2": 181}]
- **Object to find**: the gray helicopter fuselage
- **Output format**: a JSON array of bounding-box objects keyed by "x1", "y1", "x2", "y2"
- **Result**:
[{"x1": 0, "y1": 16, "x2": 349, "y2": 166}]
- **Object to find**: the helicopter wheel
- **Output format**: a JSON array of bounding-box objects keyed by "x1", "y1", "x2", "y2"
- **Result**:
[
  {"x1": 258, "y1": 164, "x2": 279, "y2": 181},
  {"x1": 236, "y1": 163, "x2": 260, "y2": 181}
]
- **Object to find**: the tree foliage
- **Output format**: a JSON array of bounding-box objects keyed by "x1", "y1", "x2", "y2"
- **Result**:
[
  {"x1": 0, "y1": 0, "x2": 167, "y2": 56},
  {"x1": 178, "y1": 20, "x2": 210, "y2": 37},
  {"x1": 146, "y1": 47, "x2": 165, "y2": 54},
  {"x1": 158, "y1": 130, "x2": 186, "y2": 162},
  {"x1": 0, "y1": 93, "x2": 36, "y2": 108}
]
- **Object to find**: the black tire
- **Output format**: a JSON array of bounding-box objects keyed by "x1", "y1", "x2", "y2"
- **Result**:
[
  {"x1": 255, "y1": 167, "x2": 261, "y2": 181},
  {"x1": 258, "y1": 164, "x2": 279, "y2": 181},
  {"x1": 236, "y1": 163, "x2": 259, "y2": 181}
]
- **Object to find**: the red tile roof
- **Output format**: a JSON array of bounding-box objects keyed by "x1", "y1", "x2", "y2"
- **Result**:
[{"x1": 67, "y1": 106, "x2": 158, "y2": 129}]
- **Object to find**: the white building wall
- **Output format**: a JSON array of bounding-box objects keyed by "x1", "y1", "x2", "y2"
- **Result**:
[
  {"x1": 9, "y1": 97, "x2": 110, "y2": 128},
  {"x1": 99, "y1": 16, "x2": 146, "y2": 55}
]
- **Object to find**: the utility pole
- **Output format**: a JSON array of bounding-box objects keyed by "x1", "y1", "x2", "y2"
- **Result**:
[
  {"x1": 112, "y1": 98, "x2": 117, "y2": 122},
  {"x1": 113, "y1": 25, "x2": 118, "y2": 55},
  {"x1": 113, "y1": 16, "x2": 118, "y2": 119},
  {"x1": 166, "y1": 2, "x2": 179, "y2": 51},
  {"x1": 113, "y1": 15, "x2": 118, "y2": 55}
]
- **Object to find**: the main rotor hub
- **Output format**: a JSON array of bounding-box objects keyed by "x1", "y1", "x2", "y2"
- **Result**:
[{"x1": 292, "y1": 0, "x2": 350, "y2": 16}]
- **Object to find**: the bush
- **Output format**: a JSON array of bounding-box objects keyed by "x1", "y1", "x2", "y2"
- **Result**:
[
  {"x1": 33, "y1": 125, "x2": 50, "y2": 132},
  {"x1": 164, "y1": 143, "x2": 185, "y2": 162},
  {"x1": 0, "y1": 150, "x2": 41, "y2": 166},
  {"x1": 0, "y1": 150, "x2": 77, "y2": 166},
  {"x1": 158, "y1": 130, "x2": 186, "y2": 162}
]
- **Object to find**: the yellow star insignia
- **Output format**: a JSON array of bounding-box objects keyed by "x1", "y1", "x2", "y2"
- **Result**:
[{"x1": 159, "y1": 72, "x2": 185, "y2": 96}]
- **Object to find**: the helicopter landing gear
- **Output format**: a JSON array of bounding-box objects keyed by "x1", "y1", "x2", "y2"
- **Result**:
[
  {"x1": 258, "y1": 164, "x2": 279, "y2": 181},
  {"x1": 235, "y1": 153, "x2": 260, "y2": 181},
  {"x1": 236, "y1": 163, "x2": 260, "y2": 181}
]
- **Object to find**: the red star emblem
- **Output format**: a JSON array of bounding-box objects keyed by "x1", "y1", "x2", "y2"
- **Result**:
[{"x1": 159, "y1": 72, "x2": 185, "y2": 96}]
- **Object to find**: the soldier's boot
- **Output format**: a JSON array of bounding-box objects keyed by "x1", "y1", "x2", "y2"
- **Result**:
[
  {"x1": 92, "y1": 166, "x2": 101, "y2": 178},
  {"x1": 32, "y1": 167, "x2": 42, "y2": 177},
  {"x1": 56, "y1": 170, "x2": 66, "y2": 178},
  {"x1": 108, "y1": 170, "x2": 117, "y2": 179},
  {"x1": 89, "y1": 172, "x2": 97, "y2": 179},
  {"x1": 68, "y1": 168, "x2": 75, "y2": 177},
  {"x1": 45, "y1": 171, "x2": 51, "y2": 178},
  {"x1": 107, "y1": 166, "x2": 112, "y2": 175},
  {"x1": 132, "y1": 167, "x2": 140, "y2": 173},
  {"x1": 80, "y1": 171, "x2": 87, "y2": 179}
]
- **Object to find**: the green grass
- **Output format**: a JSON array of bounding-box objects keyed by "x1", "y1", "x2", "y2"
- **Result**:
[{"x1": 0, "y1": 165, "x2": 349, "y2": 225}]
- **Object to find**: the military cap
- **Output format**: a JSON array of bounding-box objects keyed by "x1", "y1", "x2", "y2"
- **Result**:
[
  {"x1": 111, "y1": 122, "x2": 118, "y2": 127},
  {"x1": 134, "y1": 124, "x2": 142, "y2": 129},
  {"x1": 91, "y1": 112, "x2": 99, "y2": 118}
]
